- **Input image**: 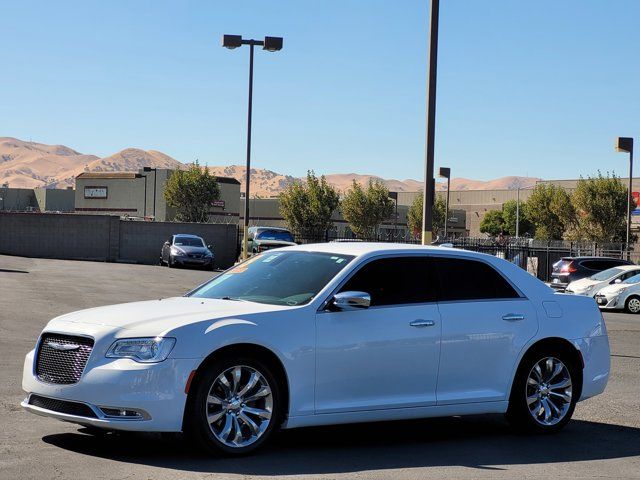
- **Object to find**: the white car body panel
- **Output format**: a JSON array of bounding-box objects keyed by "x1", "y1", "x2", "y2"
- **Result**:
[{"x1": 22, "y1": 243, "x2": 610, "y2": 432}]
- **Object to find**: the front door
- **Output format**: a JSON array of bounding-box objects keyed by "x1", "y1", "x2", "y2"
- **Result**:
[{"x1": 315, "y1": 256, "x2": 441, "y2": 413}]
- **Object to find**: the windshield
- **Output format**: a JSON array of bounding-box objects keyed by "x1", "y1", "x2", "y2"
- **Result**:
[
  {"x1": 190, "y1": 251, "x2": 354, "y2": 305},
  {"x1": 256, "y1": 229, "x2": 294, "y2": 242},
  {"x1": 622, "y1": 273, "x2": 640, "y2": 284},
  {"x1": 174, "y1": 237, "x2": 204, "y2": 247},
  {"x1": 590, "y1": 267, "x2": 624, "y2": 281}
]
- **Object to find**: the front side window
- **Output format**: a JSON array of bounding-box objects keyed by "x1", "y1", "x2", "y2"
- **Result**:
[
  {"x1": 190, "y1": 251, "x2": 354, "y2": 306},
  {"x1": 339, "y1": 256, "x2": 437, "y2": 307},
  {"x1": 622, "y1": 273, "x2": 640, "y2": 285},
  {"x1": 435, "y1": 257, "x2": 520, "y2": 301}
]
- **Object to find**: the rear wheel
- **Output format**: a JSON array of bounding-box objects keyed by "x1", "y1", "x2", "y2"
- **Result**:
[
  {"x1": 625, "y1": 296, "x2": 640, "y2": 314},
  {"x1": 507, "y1": 347, "x2": 580, "y2": 433},
  {"x1": 184, "y1": 357, "x2": 281, "y2": 455}
]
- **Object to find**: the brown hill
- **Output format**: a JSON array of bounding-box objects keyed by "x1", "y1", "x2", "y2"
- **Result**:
[{"x1": 0, "y1": 137, "x2": 541, "y2": 195}]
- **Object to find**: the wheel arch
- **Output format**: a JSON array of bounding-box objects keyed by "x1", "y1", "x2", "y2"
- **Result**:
[
  {"x1": 509, "y1": 337, "x2": 584, "y2": 400},
  {"x1": 183, "y1": 342, "x2": 291, "y2": 428}
]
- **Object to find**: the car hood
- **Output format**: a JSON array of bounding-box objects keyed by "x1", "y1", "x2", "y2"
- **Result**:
[
  {"x1": 599, "y1": 283, "x2": 634, "y2": 296},
  {"x1": 46, "y1": 297, "x2": 290, "y2": 334},
  {"x1": 173, "y1": 245, "x2": 210, "y2": 254},
  {"x1": 568, "y1": 278, "x2": 599, "y2": 290},
  {"x1": 254, "y1": 239, "x2": 297, "y2": 247}
]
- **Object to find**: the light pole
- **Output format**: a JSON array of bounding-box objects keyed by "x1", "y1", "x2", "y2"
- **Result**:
[
  {"x1": 615, "y1": 137, "x2": 634, "y2": 252},
  {"x1": 438, "y1": 167, "x2": 450, "y2": 238},
  {"x1": 421, "y1": 0, "x2": 440, "y2": 245},
  {"x1": 222, "y1": 34, "x2": 283, "y2": 259}
]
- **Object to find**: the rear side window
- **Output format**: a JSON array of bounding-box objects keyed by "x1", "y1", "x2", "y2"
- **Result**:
[
  {"x1": 434, "y1": 257, "x2": 520, "y2": 301},
  {"x1": 581, "y1": 260, "x2": 621, "y2": 271},
  {"x1": 339, "y1": 256, "x2": 436, "y2": 306}
]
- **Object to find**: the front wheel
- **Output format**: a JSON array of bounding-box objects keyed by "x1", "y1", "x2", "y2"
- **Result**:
[
  {"x1": 625, "y1": 296, "x2": 640, "y2": 314},
  {"x1": 184, "y1": 357, "x2": 282, "y2": 455},
  {"x1": 506, "y1": 349, "x2": 579, "y2": 434}
]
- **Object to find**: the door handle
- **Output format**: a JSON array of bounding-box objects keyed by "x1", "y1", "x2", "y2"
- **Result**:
[
  {"x1": 502, "y1": 313, "x2": 525, "y2": 321},
  {"x1": 410, "y1": 319, "x2": 435, "y2": 328}
]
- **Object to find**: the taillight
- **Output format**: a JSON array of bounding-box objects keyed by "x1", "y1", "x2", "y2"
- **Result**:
[{"x1": 560, "y1": 262, "x2": 577, "y2": 273}]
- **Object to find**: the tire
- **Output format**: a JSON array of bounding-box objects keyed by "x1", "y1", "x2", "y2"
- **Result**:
[
  {"x1": 506, "y1": 346, "x2": 580, "y2": 434},
  {"x1": 184, "y1": 356, "x2": 282, "y2": 455},
  {"x1": 625, "y1": 296, "x2": 640, "y2": 314}
]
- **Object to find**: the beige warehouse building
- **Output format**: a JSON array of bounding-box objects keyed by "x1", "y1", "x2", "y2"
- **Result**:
[{"x1": 75, "y1": 168, "x2": 240, "y2": 223}]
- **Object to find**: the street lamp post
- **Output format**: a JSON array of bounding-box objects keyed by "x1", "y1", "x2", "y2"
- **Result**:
[
  {"x1": 421, "y1": 0, "x2": 440, "y2": 245},
  {"x1": 438, "y1": 167, "x2": 450, "y2": 238},
  {"x1": 616, "y1": 137, "x2": 634, "y2": 253},
  {"x1": 222, "y1": 34, "x2": 283, "y2": 260}
]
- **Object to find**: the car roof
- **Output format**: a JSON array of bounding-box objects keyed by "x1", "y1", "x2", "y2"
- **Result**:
[
  {"x1": 252, "y1": 226, "x2": 290, "y2": 231},
  {"x1": 613, "y1": 265, "x2": 640, "y2": 271},
  {"x1": 283, "y1": 242, "x2": 475, "y2": 258},
  {"x1": 174, "y1": 234, "x2": 202, "y2": 239},
  {"x1": 562, "y1": 256, "x2": 630, "y2": 262}
]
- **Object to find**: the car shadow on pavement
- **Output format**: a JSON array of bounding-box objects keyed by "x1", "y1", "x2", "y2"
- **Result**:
[{"x1": 42, "y1": 415, "x2": 640, "y2": 475}]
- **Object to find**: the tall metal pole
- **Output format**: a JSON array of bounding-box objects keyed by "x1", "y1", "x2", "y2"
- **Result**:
[
  {"x1": 153, "y1": 169, "x2": 157, "y2": 219},
  {"x1": 444, "y1": 176, "x2": 450, "y2": 238},
  {"x1": 421, "y1": 0, "x2": 440, "y2": 245},
  {"x1": 627, "y1": 149, "x2": 634, "y2": 255},
  {"x1": 516, "y1": 186, "x2": 520, "y2": 238},
  {"x1": 242, "y1": 43, "x2": 255, "y2": 260}
]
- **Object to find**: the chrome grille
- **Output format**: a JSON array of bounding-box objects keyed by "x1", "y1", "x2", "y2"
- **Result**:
[{"x1": 35, "y1": 333, "x2": 94, "y2": 384}]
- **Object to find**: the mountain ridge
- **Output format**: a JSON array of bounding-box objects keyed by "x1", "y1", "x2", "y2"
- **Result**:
[{"x1": 0, "y1": 137, "x2": 541, "y2": 196}]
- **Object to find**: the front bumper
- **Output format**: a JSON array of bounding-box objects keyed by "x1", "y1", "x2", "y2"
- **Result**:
[
  {"x1": 22, "y1": 349, "x2": 201, "y2": 432},
  {"x1": 172, "y1": 255, "x2": 213, "y2": 267},
  {"x1": 594, "y1": 293, "x2": 624, "y2": 310}
]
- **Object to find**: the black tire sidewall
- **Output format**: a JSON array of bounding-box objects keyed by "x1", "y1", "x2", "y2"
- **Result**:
[
  {"x1": 185, "y1": 356, "x2": 282, "y2": 455},
  {"x1": 625, "y1": 296, "x2": 640, "y2": 314},
  {"x1": 507, "y1": 347, "x2": 581, "y2": 434}
]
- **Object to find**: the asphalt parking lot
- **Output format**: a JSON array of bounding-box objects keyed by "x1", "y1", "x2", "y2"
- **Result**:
[{"x1": 1, "y1": 254, "x2": 639, "y2": 480}]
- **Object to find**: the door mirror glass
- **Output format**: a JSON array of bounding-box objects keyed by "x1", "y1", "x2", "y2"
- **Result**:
[
  {"x1": 614, "y1": 278, "x2": 622, "y2": 284},
  {"x1": 332, "y1": 291, "x2": 371, "y2": 311}
]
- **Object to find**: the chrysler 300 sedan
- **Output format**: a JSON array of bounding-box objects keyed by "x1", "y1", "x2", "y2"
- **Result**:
[{"x1": 22, "y1": 243, "x2": 610, "y2": 455}]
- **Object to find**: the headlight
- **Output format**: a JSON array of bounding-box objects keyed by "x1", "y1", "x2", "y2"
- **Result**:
[
  {"x1": 584, "y1": 285, "x2": 594, "y2": 292},
  {"x1": 170, "y1": 247, "x2": 185, "y2": 256},
  {"x1": 106, "y1": 337, "x2": 176, "y2": 363}
]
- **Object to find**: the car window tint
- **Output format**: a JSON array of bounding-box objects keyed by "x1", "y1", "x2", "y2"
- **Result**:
[
  {"x1": 434, "y1": 257, "x2": 520, "y2": 301},
  {"x1": 339, "y1": 256, "x2": 436, "y2": 306}
]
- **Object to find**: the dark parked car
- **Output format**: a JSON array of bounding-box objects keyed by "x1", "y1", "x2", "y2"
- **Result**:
[
  {"x1": 160, "y1": 234, "x2": 214, "y2": 269},
  {"x1": 246, "y1": 226, "x2": 296, "y2": 256},
  {"x1": 550, "y1": 256, "x2": 633, "y2": 291}
]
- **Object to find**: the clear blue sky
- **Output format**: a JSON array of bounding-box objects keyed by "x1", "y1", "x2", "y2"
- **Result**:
[{"x1": 2, "y1": 0, "x2": 638, "y2": 181}]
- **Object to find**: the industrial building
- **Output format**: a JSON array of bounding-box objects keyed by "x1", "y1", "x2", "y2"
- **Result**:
[
  {"x1": 74, "y1": 168, "x2": 241, "y2": 222},
  {"x1": 0, "y1": 186, "x2": 75, "y2": 212}
]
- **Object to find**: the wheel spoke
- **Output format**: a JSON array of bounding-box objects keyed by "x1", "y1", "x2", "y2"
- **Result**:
[
  {"x1": 232, "y1": 415, "x2": 244, "y2": 445},
  {"x1": 219, "y1": 413, "x2": 233, "y2": 441},
  {"x1": 231, "y1": 367, "x2": 242, "y2": 395},
  {"x1": 541, "y1": 399, "x2": 552, "y2": 422},
  {"x1": 207, "y1": 394, "x2": 224, "y2": 405},
  {"x1": 548, "y1": 361, "x2": 564, "y2": 382},
  {"x1": 527, "y1": 394, "x2": 539, "y2": 406},
  {"x1": 549, "y1": 378, "x2": 571, "y2": 390},
  {"x1": 242, "y1": 406, "x2": 272, "y2": 419},
  {"x1": 207, "y1": 409, "x2": 225, "y2": 424},
  {"x1": 237, "y1": 372, "x2": 258, "y2": 398},
  {"x1": 244, "y1": 386, "x2": 271, "y2": 403},
  {"x1": 533, "y1": 364, "x2": 543, "y2": 382},
  {"x1": 218, "y1": 374, "x2": 232, "y2": 398},
  {"x1": 544, "y1": 358, "x2": 555, "y2": 381},
  {"x1": 238, "y1": 411, "x2": 260, "y2": 435},
  {"x1": 549, "y1": 390, "x2": 571, "y2": 402}
]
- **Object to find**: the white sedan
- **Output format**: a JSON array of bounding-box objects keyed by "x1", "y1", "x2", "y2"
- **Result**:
[
  {"x1": 22, "y1": 243, "x2": 610, "y2": 455},
  {"x1": 594, "y1": 273, "x2": 640, "y2": 313},
  {"x1": 565, "y1": 265, "x2": 640, "y2": 297}
]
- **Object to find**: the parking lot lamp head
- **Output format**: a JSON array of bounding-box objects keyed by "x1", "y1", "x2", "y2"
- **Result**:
[{"x1": 615, "y1": 137, "x2": 634, "y2": 256}]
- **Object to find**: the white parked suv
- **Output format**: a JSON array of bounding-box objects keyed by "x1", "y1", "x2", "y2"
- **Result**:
[
  {"x1": 565, "y1": 265, "x2": 640, "y2": 297},
  {"x1": 594, "y1": 272, "x2": 640, "y2": 313},
  {"x1": 22, "y1": 243, "x2": 610, "y2": 455}
]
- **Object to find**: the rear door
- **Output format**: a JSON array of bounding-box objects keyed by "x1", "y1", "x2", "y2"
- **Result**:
[{"x1": 433, "y1": 255, "x2": 538, "y2": 404}]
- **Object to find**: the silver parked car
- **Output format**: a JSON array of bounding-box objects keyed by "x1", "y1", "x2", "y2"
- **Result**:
[{"x1": 160, "y1": 234, "x2": 215, "y2": 270}]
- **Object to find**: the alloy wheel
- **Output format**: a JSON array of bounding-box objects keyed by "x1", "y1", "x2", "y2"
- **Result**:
[
  {"x1": 205, "y1": 365, "x2": 273, "y2": 448},
  {"x1": 526, "y1": 357, "x2": 572, "y2": 426}
]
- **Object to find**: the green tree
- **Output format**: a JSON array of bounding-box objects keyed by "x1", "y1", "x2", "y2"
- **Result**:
[
  {"x1": 279, "y1": 171, "x2": 340, "y2": 239},
  {"x1": 341, "y1": 180, "x2": 394, "y2": 239},
  {"x1": 479, "y1": 209, "x2": 505, "y2": 236},
  {"x1": 524, "y1": 183, "x2": 574, "y2": 240},
  {"x1": 502, "y1": 199, "x2": 533, "y2": 236},
  {"x1": 164, "y1": 163, "x2": 220, "y2": 223},
  {"x1": 572, "y1": 173, "x2": 633, "y2": 243},
  {"x1": 407, "y1": 193, "x2": 446, "y2": 238}
]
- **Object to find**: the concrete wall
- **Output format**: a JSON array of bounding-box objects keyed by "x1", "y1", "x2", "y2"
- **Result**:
[
  {"x1": 0, "y1": 188, "x2": 37, "y2": 211},
  {"x1": 0, "y1": 213, "x2": 238, "y2": 268},
  {"x1": 33, "y1": 188, "x2": 75, "y2": 212}
]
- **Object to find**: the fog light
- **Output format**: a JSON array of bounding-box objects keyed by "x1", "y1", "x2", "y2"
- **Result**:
[{"x1": 99, "y1": 407, "x2": 145, "y2": 419}]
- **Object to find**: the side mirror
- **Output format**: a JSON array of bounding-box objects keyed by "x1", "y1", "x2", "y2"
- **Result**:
[
  {"x1": 207, "y1": 244, "x2": 213, "y2": 250},
  {"x1": 164, "y1": 241, "x2": 170, "y2": 246},
  {"x1": 332, "y1": 291, "x2": 371, "y2": 311},
  {"x1": 614, "y1": 278, "x2": 622, "y2": 284}
]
